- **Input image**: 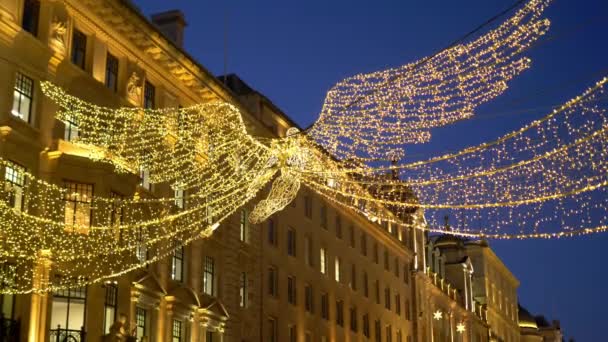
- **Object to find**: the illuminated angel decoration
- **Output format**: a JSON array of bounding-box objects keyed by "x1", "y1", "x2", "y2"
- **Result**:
[{"x1": 1, "y1": 0, "x2": 607, "y2": 293}]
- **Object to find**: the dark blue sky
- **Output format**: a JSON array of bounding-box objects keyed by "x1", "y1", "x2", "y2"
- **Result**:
[{"x1": 136, "y1": 0, "x2": 608, "y2": 340}]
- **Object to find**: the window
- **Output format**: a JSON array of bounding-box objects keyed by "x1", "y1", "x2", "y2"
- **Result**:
[
  {"x1": 64, "y1": 182, "x2": 93, "y2": 230},
  {"x1": 12, "y1": 72, "x2": 34, "y2": 122},
  {"x1": 268, "y1": 266, "x2": 278, "y2": 297},
  {"x1": 206, "y1": 331, "x2": 214, "y2": 342},
  {"x1": 349, "y1": 225, "x2": 355, "y2": 247},
  {"x1": 203, "y1": 256, "x2": 215, "y2": 296},
  {"x1": 363, "y1": 272, "x2": 369, "y2": 297},
  {"x1": 375, "y1": 280, "x2": 380, "y2": 304},
  {"x1": 334, "y1": 257, "x2": 341, "y2": 283},
  {"x1": 240, "y1": 272, "x2": 248, "y2": 308},
  {"x1": 350, "y1": 264, "x2": 357, "y2": 290},
  {"x1": 405, "y1": 299, "x2": 411, "y2": 321},
  {"x1": 4, "y1": 161, "x2": 25, "y2": 211},
  {"x1": 304, "y1": 284, "x2": 313, "y2": 313},
  {"x1": 172, "y1": 244, "x2": 184, "y2": 282},
  {"x1": 394, "y1": 258, "x2": 400, "y2": 277},
  {"x1": 239, "y1": 209, "x2": 249, "y2": 243},
  {"x1": 335, "y1": 215, "x2": 342, "y2": 238},
  {"x1": 135, "y1": 307, "x2": 148, "y2": 340},
  {"x1": 320, "y1": 205, "x2": 327, "y2": 228},
  {"x1": 384, "y1": 287, "x2": 391, "y2": 310},
  {"x1": 361, "y1": 233, "x2": 367, "y2": 256},
  {"x1": 395, "y1": 294, "x2": 401, "y2": 315},
  {"x1": 144, "y1": 81, "x2": 155, "y2": 109},
  {"x1": 268, "y1": 218, "x2": 277, "y2": 246},
  {"x1": 102, "y1": 283, "x2": 118, "y2": 334},
  {"x1": 363, "y1": 314, "x2": 370, "y2": 338},
  {"x1": 50, "y1": 285, "x2": 86, "y2": 332},
  {"x1": 136, "y1": 228, "x2": 148, "y2": 264},
  {"x1": 397, "y1": 330, "x2": 403, "y2": 342},
  {"x1": 268, "y1": 317, "x2": 278, "y2": 342},
  {"x1": 174, "y1": 188, "x2": 185, "y2": 209},
  {"x1": 321, "y1": 293, "x2": 329, "y2": 320},
  {"x1": 350, "y1": 306, "x2": 358, "y2": 332},
  {"x1": 319, "y1": 247, "x2": 327, "y2": 274},
  {"x1": 139, "y1": 165, "x2": 151, "y2": 191},
  {"x1": 105, "y1": 52, "x2": 119, "y2": 92},
  {"x1": 384, "y1": 250, "x2": 389, "y2": 270},
  {"x1": 304, "y1": 194, "x2": 312, "y2": 218},
  {"x1": 287, "y1": 227, "x2": 296, "y2": 256},
  {"x1": 373, "y1": 242, "x2": 379, "y2": 264},
  {"x1": 305, "y1": 332, "x2": 312, "y2": 342},
  {"x1": 64, "y1": 106, "x2": 79, "y2": 142},
  {"x1": 336, "y1": 300, "x2": 344, "y2": 326},
  {"x1": 289, "y1": 325, "x2": 296, "y2": 342},
  {"x1": 22, "y1": 0, "x2": 40, "y2": 36},
  {"x1": 375, "y1": 320, "x2": 382, "y2": 342},
  {"x1": 287, "y1": 276, "x2": 296, "y2": 305},
  {"x1": 386, "y1": 325, "x2": 393, "y2": 342},
  {"x1": 71, "y1": 29, "x2": 87, "y2": 69},
  {"x1": 404, "y1": 264, "x2": 409, "y2": 284},
  {"x1": 304, "y1": 235, "x2": 313, "y2": 266},
  {"x1": 172, "y1": 319, "x2": 183, "y2": 342}
]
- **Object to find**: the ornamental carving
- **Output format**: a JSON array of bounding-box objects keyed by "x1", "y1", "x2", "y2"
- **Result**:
[
  {"x1": 127, "y1": 72, "x2": 142, "y2": 105},
  {"x1": 49, "y1": 18, "x2": 67, "y2": 55}
]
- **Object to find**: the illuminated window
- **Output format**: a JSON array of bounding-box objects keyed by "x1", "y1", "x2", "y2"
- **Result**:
[
  {"x1": 144, "y1": 81, "x2": 155, "y2": 109},
  {"x1": 334, "y1": 257, "x2": 341, "y2": 283},
  {"x1": 139, "y1": 165, "x2": 151, "y2": 191},
  {"x1": 21, "y1": 0, "x2": 40, "y2": 36},
  {"x1": 71, "y1": 29, "x2": 87, "y2": 70},
  {"x1": 172, "y1": 319, "x2": 183, "y2": 342},
  {"x1": 319, "y1": 247, "x2": 327, "y2": 274},
  {"x1": 64, "y1": 106, "x2": 79, "y2": 142},
  {"x1": 171, "y1": 244, "x2": 184, "y2": 282},
  {"x1": 4, "y1": 161, "x2": 25, "y2": 211},
  {"x1": 105, "y1": 52, "x2": 119, "y2": 92},
  {"x1": 135, "y1": 307, "x2": 148, "y2": 339},
  {"x1": 240, "y1": 272, "x2": 248, "y2": 308},
  {"x1": 240, "y1": 209, "x2": 248, "y2": 243},
  {"x1": 50, "y1": 285, "x2": 86, "y2": 333},
  {"x1": 287, "y1": 227, "x2": 296, "y2": 256},
  {"x1": 63, "y1": 182, "x2": 93, "y2": 230},
  {"x1": 203, "y1": 256, "x2": 215, "y2": 296},
  {"x1": 102, "y1": 283, "x2": 117, "y2": 334},
  {"x1": 174, "y1": 188, "x2": 185, "y2": 209},
  {"x1": 12, "y1": 72, "x2": 34, "y2": 122}
]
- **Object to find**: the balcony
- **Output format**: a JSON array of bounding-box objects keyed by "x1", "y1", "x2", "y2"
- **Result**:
[
  {"x1": 49, "y1": 326, "x2": 86, "y2": 342},
  {"x1": 0, "y1": 316, "x2": 20, "y2": 342}
]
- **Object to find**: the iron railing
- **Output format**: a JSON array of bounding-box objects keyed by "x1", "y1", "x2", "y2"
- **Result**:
[
  {"x1": 0, "y1": 315, "x2": 20, "y2": 342},
  {"x1": 49, "y1": 326, "x2": 86, "y2": 342}
]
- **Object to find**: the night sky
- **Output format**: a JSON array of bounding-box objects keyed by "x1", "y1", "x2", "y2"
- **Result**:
[{"x1": 135, "y1": 0, "x2": 608, "y2": 340}]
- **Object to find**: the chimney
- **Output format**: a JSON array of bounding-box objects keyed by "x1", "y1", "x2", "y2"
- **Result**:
[{"x1": 151, "y1": 10, "x2": 187, "y2": 47}]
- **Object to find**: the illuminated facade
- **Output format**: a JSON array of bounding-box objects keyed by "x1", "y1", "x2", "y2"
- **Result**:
[{"x1": 0, "y1": 1, "x2": 418, "y2": 341}]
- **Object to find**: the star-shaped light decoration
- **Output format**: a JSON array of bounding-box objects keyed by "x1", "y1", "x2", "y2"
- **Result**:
[
  {"x1": 433, "y1": 310, "x2": 443, "y2": 320},
  {"x1": 456, "y1": 322, "x2": 466, "y2": 333}
]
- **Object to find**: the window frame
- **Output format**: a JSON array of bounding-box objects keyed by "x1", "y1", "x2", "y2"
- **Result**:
[
  {"x1": 105, "y1": 52, "x2": 119, "y2": 92},
  {"x1": 12, "y1": 72, "x2": 34, "y2": 123},
  {"x1": 71, "y1": 28, "x2": 87, "y2": 70}
]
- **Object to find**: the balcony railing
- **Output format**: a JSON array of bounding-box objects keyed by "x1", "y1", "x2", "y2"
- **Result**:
[
  {"x1": 0, "y1": 316, "x2": 20, "y2": 342},
  {"x1": 49, "y1": 326, "x2": 86, "y2": 342}
]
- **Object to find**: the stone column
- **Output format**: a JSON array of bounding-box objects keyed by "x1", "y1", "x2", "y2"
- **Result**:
[
  {"x1": 28, "y1": 249, "x2": 52, "y2": 342},
  {"x1": 129, "y1": 289, "x2": 140, "y2": 335}
]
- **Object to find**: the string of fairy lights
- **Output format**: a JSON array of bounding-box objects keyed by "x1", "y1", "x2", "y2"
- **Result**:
[{"x1": 1, "y1": 0, "x2": 606, "y2": 293}]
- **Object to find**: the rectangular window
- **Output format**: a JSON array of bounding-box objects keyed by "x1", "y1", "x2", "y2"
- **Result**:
[
  {"x1": 240, "y1": 209, "x2": 248, "y2": 243},
  {"x1": 103, "y1": 283, "x2": 118, "y2": 334},
  {"x1": 172, "y1": 244, "x2": 184, "y2": 282},
  {"x1": 268, "y1": 266, "x2": 278, "y2": 297},
  {"x1": 174, "y1": 188, "x2": 185, "y2": 209},
  {"x1": 304, "y1": 194, "x2": 312, "y2": 218},
  {"x1": 336, "y1": 300, "x2": 344, "y2": 326},
  {"x1": 405, "y1": 299, "x2": 411, "y2": 321},
  {"x1": 139, "y1": 165, "x2": 151, "y2": 191},
  {"x1": 287, "y1": 276, "x2": 296, "y2": 305},
  {"x1": 319, "y1": 247, "x2": 327, "y2": 275},
  {"x1": 373, "y1": 243, "x2": 379, "y2": 264},
  {"x1": 304, "y1": 284, "x2": 313, "y2": 313},
  {"x1": 384, "y1": 250, "x2": 389, "y2": 270},
  {"x1": 268, "y1": 317, "x2": 278, "y2": 342},
  {"x1": 144, "y1": 81, "x2": 155, "y2": 109},
  {"x1": 397, "y1": 330, "x2": 403, "y2": 342},
  {"x1": 394, "y1": 258, "x2": 400, "y2": 278},
  {"x1": 172, "y1": 319, "x2": 183, "y2": 342},
  {"x1": 349, "y1": 225, "x2": 355, "y2": 248},
  {"x1": 404, "y1": 263, "x2": 410, "y2": 284},
  {"x1": 240, "y1": 272, "x2": 248, "y2": 308},
  {"x1": 105, "y1": 52, "x2": 119, "y2": 92},
  {"x1": 335, "y1": 215, "x2": 342, "y2": 238},
  {"x1": 350, "y1": 264, "x2": 357, "y2": 290},
  {"x1": 203, "y1": 256, "x2": 215, "y2": 296},
  {"x1": 375, "y1": 320, "x2": 382, "y2": 342},
  {"x1": 384, "y1": 287, "x2": 391, "y2": 310},
  {"x1": 350, "y1": 306, "x2": 358, "y2": 332},
  {"x1": 287, "y1": 227, "x2": 296, "y2": 256},
  {"x1": 395, "y1": 294, "x2": 401, "y2": 315},
  {"x1": 361, "y1": 233, "x2": 367, "y2": 256},
  {"x1": 71, "y1": 29, "x2": 87, "y2": 69},
  {"x1": 386, "y1": 325, "x2": 392, "y2": 342},
  {"x1": 363, "y1": 272, "x2": 369, "y2": 297},
  {"x1": 363, "y1": 314, "x2": 370, "y2": 338},
  {"x1": 21, "y1": 0, "x2": 40, "y2": 36},
  {"x1": 334, "y1": 257, "x2": 341, "y2": 283},
  {"x1": 64, "y1": 182, "x2": 93, "y2": 230},
  {"x1": 375, "y1": 280, "x2": 380, "y2": 304},
  {"x1": 321, "y1": 292, "x2": 329, "y2": 320},
  {"x1": 4, "y1": 161, "x2": 26, "y2": 211},
  {"x1": 320, "y1": 205, "x2": 327, "y2": 228},
  {"x1": 64, "y1": 106, "x2": 79, "y2": 142},
  {"x1": 12, "y1": 72, "x2": 34, "y2": 122},
  {"x1": 135, "y1": 307, "x2": 148, "y2": 339},
  {"x1": 289, "y1": 325, "x2": 296, "y2": 342},
  {"x1": 50, "y1": 285, "x2": 86, "y2": 332},
  {"x1": 268, "y1": 218, "x2": 277, "y2": 246},
  {"x1": 304, "y1": 235, "x2": 313, "y2": 267}
]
